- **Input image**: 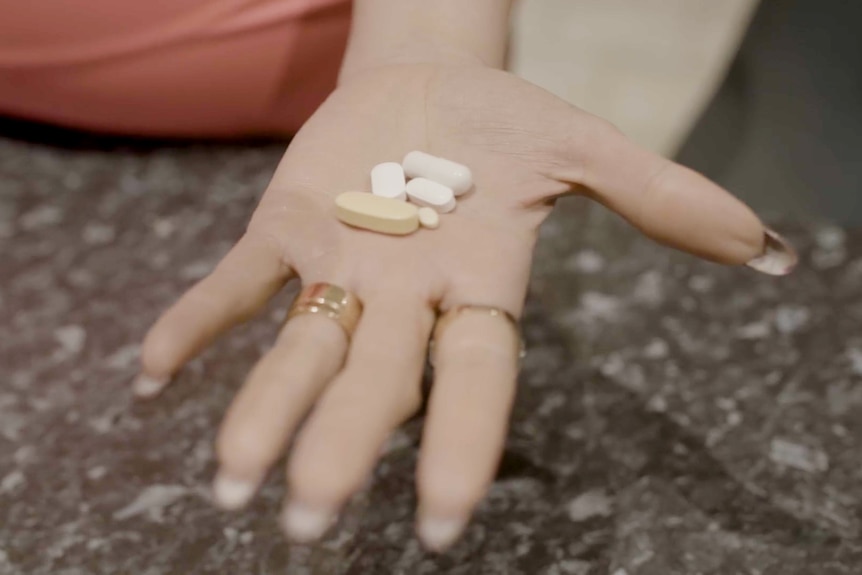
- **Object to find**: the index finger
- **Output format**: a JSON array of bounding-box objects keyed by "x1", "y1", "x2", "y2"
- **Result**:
[{"x1": 136, "y1": 230, "x2": 292, "y2": 396}]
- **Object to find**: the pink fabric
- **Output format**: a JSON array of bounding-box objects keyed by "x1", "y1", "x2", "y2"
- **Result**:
[{"x1": 0, "y1": 0, "x2": 351, "y2": 136}]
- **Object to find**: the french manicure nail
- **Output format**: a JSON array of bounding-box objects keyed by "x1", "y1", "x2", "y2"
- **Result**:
[
  {"x1": 418, "y1": 517, "x2": 467, "y2": 552},
  {"x1": 280, "y1": 501, "x2": 334, "y2": 543},
  {"x1": 132, "y1": 373, "x2": 169, "y2": 398},
  {"x1": 746, "y1": 228, "x2": 799, "y2": 276},
  {"x1": 212, "y1": 472, "x2": 257, "y2": 510}
]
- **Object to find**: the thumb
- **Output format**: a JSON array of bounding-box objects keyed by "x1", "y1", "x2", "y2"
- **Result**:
[{"x1": 549, "y1": 117, "x2": 797, "y2": 276}]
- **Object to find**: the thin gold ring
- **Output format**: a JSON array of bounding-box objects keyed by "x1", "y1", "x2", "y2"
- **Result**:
[
  {"x1": 430, "y1": 304, "x2": 525, "y2": 364},
  {"x1": 286, "y1": 283, "x2": 363, "y2": 339}
]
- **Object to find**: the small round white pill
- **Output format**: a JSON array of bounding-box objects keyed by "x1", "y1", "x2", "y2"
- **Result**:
[
  {"x1": 370, "y1": 162, "x2": 406, "y2": 200},
  {"x1": 405, "y1": 178, "x2": 456, "y2": 213},
  {"x1": 417, "y1": 207, "x2": 440, "y2": 229},
  {"x1": 402, "y1": 151, "x2": 473, "y2": 196}
]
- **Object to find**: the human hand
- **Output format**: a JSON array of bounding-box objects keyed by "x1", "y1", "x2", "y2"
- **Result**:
[{"x1": 136, "y1": 62, "x2": 796, "y2": 551}]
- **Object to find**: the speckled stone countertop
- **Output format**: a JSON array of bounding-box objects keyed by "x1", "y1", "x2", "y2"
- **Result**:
[{"x1": 1, "y1": 133, "x2": 861, "y2": 575}]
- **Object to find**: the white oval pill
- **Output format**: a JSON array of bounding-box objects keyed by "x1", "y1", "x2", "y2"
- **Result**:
[
  {"x1": 335, "y1": 191, "x2": 419, "y2": 235},
  {"x1": 405, "y1": 178, "x2": 456, "y2": 213},
  {"x1": 418, "y1": 207, "x2": 440, "y2": 229},
  {"x1": 402, "y1": 151, "x2": 473, "y2": 196},
  {"x1": 370, "y1": 162, "x2": 406, "y2": 200}
]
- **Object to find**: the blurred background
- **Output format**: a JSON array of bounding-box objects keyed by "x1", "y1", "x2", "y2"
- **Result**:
[
  {"x1": 515, "y1": 0, "x2": 862, "y2": 224},
  {"x1": 2, "y1": 1, "x2": 861, "y2": 574},
  {"x1": 514, "y1": 0, "x2": 758, "y2": 156}
]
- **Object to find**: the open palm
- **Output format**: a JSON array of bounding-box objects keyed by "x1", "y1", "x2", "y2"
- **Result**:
[{"x1": 138, "y1": 63, "x2": 780, "y2": 550}]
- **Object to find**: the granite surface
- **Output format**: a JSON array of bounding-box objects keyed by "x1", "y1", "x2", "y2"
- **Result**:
[{"x1": 1, "y1": 132, "x2": 861, "y2": 575}]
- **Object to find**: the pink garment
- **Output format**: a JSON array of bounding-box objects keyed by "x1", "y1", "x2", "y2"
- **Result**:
[{"x1": 0, "y1": 0, "x2": 351, "y2": 136}]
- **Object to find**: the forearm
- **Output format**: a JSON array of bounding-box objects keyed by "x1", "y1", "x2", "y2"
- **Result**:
[{"x1": 339, "y1": 0, "x2": 515, "y2": 81}]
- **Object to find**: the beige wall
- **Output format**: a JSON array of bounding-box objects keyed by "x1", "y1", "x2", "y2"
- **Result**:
[{"x1": 511, "y1": 0, "x2": 759, "y2": 156}]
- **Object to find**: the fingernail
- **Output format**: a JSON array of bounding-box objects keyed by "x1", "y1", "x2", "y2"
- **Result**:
[
  {"x1": 418, "y1": 517, "x2": 467, "y2": 552},
  {"x1": 212, "y1": 472, "x2": 257, "y2": 510},
  {"x1": 747, "y1": 228, "x2": 799, "y2": 276},
  {"x1": 132, "y1": 373, "x2": 169, "y2": 398},
  {"x1": 280, "y1": 501, "x2": 335, "y2": 543}
]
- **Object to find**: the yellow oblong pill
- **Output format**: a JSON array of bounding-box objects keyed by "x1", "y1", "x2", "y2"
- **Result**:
[{"x1": 335, "y1": 191, "x2": 420, "y2": 235}]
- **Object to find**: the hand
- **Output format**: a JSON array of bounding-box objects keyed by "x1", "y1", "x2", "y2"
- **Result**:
[{"x1": 136, "y1": 63, "x2": 794, "y2": 551}]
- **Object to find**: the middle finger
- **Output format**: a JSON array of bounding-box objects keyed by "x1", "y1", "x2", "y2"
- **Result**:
[{"x1": 282, "y1": 294, "x2": 434, "y2": 542}]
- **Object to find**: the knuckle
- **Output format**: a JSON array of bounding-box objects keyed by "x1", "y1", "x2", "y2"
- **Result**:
[
  {"x1": 639, "y1": 159, "x2": 676, "y2": 228},
  {"x1": 420, "y1": 471, "x2": 484, "y2": 514},
  {"x1": 140, "y1": 323, "x2": 178, "y2": 377},
  {"x1": 182, "y1": 281, "x2": 224, "y2": 313},
  {"x1": 242, "y1": 227, "x2": 289, "y2": 265},
  {"x1": 288, "y1": 451, "x2": 363, "y2": 505},
  {"x1": 643, "y1": 158, "x2": 674, "y2": 199},
  {"x1": 216, "y1": 425, "x2": 274, "y2": 471}
]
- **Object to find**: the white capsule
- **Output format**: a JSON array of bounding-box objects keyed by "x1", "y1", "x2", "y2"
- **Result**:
[
  {"x1": 405, "y1": 178, "x2": 456, "y2": 213},
  {"x1": 402, "y1": 151, "x2": 473, "y2": 196},
  {"x1": 418, "y1": 207, "x2": 440, "y2": 229},
  {"x1": 370, "y1": 162, "x2": 406, "y2": 200}
]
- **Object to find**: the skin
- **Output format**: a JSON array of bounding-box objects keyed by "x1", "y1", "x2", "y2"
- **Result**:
[{"x1": 137, "y1": 0, "x2": 781, "y2": 552}]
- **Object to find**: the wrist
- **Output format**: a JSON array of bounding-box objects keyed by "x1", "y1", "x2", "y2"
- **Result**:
[
  {"x1": 338, "y1": 0, "x2": 513, "y2": 84},
  {"x1": 339, "y1": 41, "x2": 489, "y2": 84}
]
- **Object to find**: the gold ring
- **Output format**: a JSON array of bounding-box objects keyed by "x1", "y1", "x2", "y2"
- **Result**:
[
  {"x1": 286, "y1": 283, "x2": 363, "y2": 339},
  {"x1": 430, "y1": 305, "x2": 525, "y2": 363}
]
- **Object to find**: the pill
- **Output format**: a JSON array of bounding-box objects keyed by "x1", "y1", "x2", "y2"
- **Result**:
[
  {"x1": 418, "y1": 207, "x2": 440, "y2": 229},
  {"x1": 405, "y1": 178, "x2": 456, "y2": 213},
  {"x1": 335, "y1": 191, "x2": 419, "y2": 235},
  {"x1": 370, "y1": 162, "x2": 406, "y2": 200},
  {"x1": 402, "y1": 151, "x2": 473, "y2": 196}
]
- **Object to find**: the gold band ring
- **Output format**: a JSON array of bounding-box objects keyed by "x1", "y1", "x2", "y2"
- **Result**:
[
  {"x1": 286, "y1": 283, "x2": 363, "y2": 339},
  {"x1": 431, "y1": 305, "x2": 525, "y2": 363}
]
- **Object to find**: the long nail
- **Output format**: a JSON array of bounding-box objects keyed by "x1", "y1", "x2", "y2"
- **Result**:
[
  {"x1": 212, "y1": 472, "x2": 258, "y2": 510},
  {"x1": 417, "y1": 516, "x2": 467, "y2": 552},
  {"x1": 132, "y1": 373, "x2": 169, "y2": 398},
  {"x1": 746, "y1": 229, "x2": 798, "y2": 276},
  {"x1": 280, "y1": 501, "x2": 335, "y2": 543}
]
